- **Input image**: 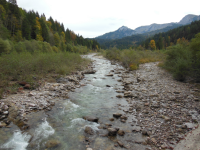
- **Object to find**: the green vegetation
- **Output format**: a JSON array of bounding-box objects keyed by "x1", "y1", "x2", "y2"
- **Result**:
[
  {"x1": 103, "y1": 47, "x2": 165, "y2": 70},
  {"x1": 98, "y1": 20, "x2": 200, "y2": 49},
  {"x1": 0, "y1": 0, "x2": 99, "y2": 98},
  {"x1": 0, "y1": 0, "x2": 100, "y2": 49},
  {"x1": 142, "y1": 20, "x2": 200, "y2": 50},
  {"x1": 163, "y1": 33, "x2": 200, "y2": 82},
  {"x1": 0, "y1": 48, "x2": 90, "y2": 98}
]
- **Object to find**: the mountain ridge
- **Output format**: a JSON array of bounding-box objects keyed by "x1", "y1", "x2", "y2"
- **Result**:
[{"x1": 95, "y1": 14, "x2": 200, "y2": 40}]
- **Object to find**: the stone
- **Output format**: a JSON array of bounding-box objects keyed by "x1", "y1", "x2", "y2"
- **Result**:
[
  {"x1": 3, "y1": 105, "x2": 9, "y2": 111},
  {"x1": 132, "y1": 126, "x2": 141, "y2": 132},
  {"x1": 18, "y1": 81, "x2": 27, "y2": 86},
  {"x1": 106, "y1": 85, "x2": 111, "y2": 87},
  {"x1": 117, "y1": 130, "x2": 125, "y2": 136},
  {"x1": 0, "y1": 122, "x2": 7, "y2": 128},
  {"x1": 86, "y1": 148, "x2": 93, "y2": 150},
  {"x1": 108, "y1": 128, "x2": 117, "y2": 136},
  {"x1": 106, "y1": 74, "x2": 113, "y2": 76},
  {"x1": 3, "y1": 111, "x2": 9, "y2": 115},
  {"x1": 24, "y1": 84, "x2": 31, "y2": 89},
  {"x1": 85, "y1": 126, "x2": 94, "y2": 135},
  {"x1": 184, "y1": 123, "x2": 195, "y2": 129},
  {"x1": 45, "y1": 140, "x2": 61, "y2": 148},
  {"x1": 84, "y1": 70, "x2": 96, "y2": 74},
  {"x1": 18, "y1": 87, "x2": 24, "y2": 91},
  {"x1": 109, "y1": 118, "x2": 114, "y2": 121},
  {"x1": 113, "y1": 113, "x2": 122, "y2": 118},
  {"x1": 194, "y1": 98, "x2": 199, "y2": 101},
  {"x1": 117, "y1": 141, "x2": 124, "y2": 147},
  {"x1": 137, "y1": 77, "x2": 142, "y2": 83},
  {"x1": 162, "y1": 116, "x2": 171, "y2": 122},
  {"x1": 83, "y1": 116, "x2": 99, "y2": 123},
  {"x1": 116, "y1": 95, "x2": 123, "y2": 98},
  {"x1": 142, "y1": 129, "x2": 148, "y2": 135},
  {"x1": 120, "y1": 115, "x2": 127, "y2": 120},
  {"x1": 28, "y1": 92, "x2": 35, "y2": 97}
]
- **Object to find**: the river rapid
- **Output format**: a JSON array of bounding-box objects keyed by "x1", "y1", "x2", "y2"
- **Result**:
[{"x1": 0, "y1": 54, "x2": 148, "y2": 150}]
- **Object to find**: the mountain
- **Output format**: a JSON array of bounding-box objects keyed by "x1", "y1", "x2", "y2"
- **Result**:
[
  {"x1": 96, "y1": 26, "x2": 136, "y2": 40},
  {"x1": 134, "y1": 23, "x2": 176, "y2": 34},
  {"x1": 179, "y1": 14, "x2": 200, "y2": 25},
  {"x1": 95, "y1": 14, "x2": 200, "y2": 40},
  {"x1": 100, "y1": 19, "x2": 200, "y2": 49}
]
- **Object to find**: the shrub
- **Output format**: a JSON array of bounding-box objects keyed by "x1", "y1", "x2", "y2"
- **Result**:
[
  {"x1": 163, "y1": 44, "x2": 192, "y2": 81},
  {"x1": 15, "y1": 42, "x2": 26, "y2": 53},
  {"x1": 0, "y1": 38, "x2": 11, "y2": 55}
]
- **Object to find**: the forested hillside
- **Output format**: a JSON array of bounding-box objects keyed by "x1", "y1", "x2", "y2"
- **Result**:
[
  {"x1": 0, "y1": 0, "x2": 101, "y2": 98},
  {"x1": 141, "y1": 20, "x2": 200, "y2": 50},
  {"x1": 0, "y1": 0, "x2": 100, "y2": 52},
  {"x1": 99, "y1": 20, "x2": 200, "y2": 49}
]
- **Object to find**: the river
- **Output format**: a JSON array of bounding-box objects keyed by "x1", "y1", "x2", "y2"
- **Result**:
[{"x1": 0, "y1": 54, "x2": 147, "y2": 150}]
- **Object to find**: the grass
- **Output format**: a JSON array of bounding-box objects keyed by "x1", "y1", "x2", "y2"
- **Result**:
[
  {"x1": 0, "y1": 51, "x2": 90, "y2": 98},
  {"x1": 104, "y1": 48, "x2": 165, "y2": 71}
]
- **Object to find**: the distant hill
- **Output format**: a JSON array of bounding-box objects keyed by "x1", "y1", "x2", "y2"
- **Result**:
[
  {"x1": 179, "y1": 14, "x2": 200, "y2": 25},
  {"x1": 99, "y1": 19, "x2": 200, "y2": 49},
  {"x1": 95, "y1": 14, "x2": 200, "y2": 41},
  {"x1": 96, "y1": 26, "x2": 136, "y2": 40}
]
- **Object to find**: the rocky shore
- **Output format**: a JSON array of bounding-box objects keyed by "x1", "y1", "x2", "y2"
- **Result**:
[
  {"x1": 89, "y1": 61, "x2": 200, "y2": 150},
  {"x1": 1, "y1": 55, "x2": 200, "y2": 150},
  {"x1": 81, "y1": 60, "x2": 200, "y2": 150},
  {"x1": 0, "y1": 62, "x2": 95, "y2": 130}
]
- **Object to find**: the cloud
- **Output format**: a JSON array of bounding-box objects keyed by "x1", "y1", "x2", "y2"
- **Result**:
[{"x1": 17, "y1": 0, "x2": 200, "y2": 38}]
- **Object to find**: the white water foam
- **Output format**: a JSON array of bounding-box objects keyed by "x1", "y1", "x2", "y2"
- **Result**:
[
  {"x1": 1, "y1": 130, "x2": 31, "y2": 150},
  {"x1": 33, "y1": 119, "x2": 55, "y2": 142},
  {"x1": 68, "y1": 118, "x2": 99, "y2": 133}
]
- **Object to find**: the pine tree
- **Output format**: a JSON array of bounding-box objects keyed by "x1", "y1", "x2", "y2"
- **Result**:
[{"x1": 22, "y1": 17, "x2": 31, "y2": 40}]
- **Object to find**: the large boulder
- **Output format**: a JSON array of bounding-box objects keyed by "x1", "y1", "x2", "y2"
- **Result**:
[
  {"x1": 83, "y1": 116, "x2": 99, "y2": 123},
  {"x1": 45, "y1": 140, "x2": 61, "y2": 148},
  {"x1": 108, "y1": 128, "x2": 118, "y2": 136},
  {"x1": 84, "y1": 126, "x2": 94, "y2": 135},
  {"x1": 113, "y1": 113, "x2": 122, "y2": 118},
  {"x1": 84, "y1": 70, "x2": 96, "y2": 74}
]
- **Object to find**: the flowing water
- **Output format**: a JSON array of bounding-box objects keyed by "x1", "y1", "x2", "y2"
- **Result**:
[{"x1": 0, "y1": 54, "x2": 147, "y2": 150}]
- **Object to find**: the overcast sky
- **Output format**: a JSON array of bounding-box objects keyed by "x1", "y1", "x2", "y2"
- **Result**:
[{"x1": 17, "y1": 0, "x2": 200, "y2": 38}]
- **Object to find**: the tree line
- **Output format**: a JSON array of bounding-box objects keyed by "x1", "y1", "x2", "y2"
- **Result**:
[
  {"x1": 141, "y1": 20, "x2": 200, "y2": 50},
  {"x1": 0, "y1": 0, "x2": 100, "y2": 51}
]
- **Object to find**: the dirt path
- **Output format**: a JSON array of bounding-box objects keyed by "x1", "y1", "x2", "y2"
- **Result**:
[{"x1": 119, "y1": 62, "x2": 200, "y2": 149}]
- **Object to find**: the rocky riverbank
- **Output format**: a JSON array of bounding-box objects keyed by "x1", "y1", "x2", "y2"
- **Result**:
[
  {"x1": 105, "y1": 61, "x2": 200, "y2": 149},
  {"x1": 0, "y1": 62, "x2": 96, "y2": 130},
  {"x1": 1, "y1": 54, "x2": 200, "y2": 150},
  {"x1": 81, "y1": 60, "x2": 200, "y2": 150}
]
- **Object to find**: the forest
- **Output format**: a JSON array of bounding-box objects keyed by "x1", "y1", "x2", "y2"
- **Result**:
[
  {"x1": 0, "y1": 0, "x2": 100, "y2": 54},
  {"x1": 0, "y1": 0, "x2": 100, "y2": 98},
  {"x1": 99, "y1": 20, "x2": 200, "y2": 50}
]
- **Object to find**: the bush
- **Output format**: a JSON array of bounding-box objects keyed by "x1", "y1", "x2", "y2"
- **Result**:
[
  {"x1": 105, "y1": 47, "x2": 164, "y2": 70},
  {"x1": 15, "y1": 42, "x2": 26, "y2": 53},
  {"x1": 0, "y1": 38, "x2": 11, "y2": 55},
  {"x1": 163, "y1": 44, "x2": 192, "y2": 81}
]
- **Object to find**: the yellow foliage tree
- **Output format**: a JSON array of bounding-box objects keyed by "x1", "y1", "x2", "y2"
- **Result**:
[
  {"x1": 177, "y1": 37, "x2": 189, "y2": 45},
  {"x1": 35, "y1": 17, "x2": 43, "y2": 41},
  {"x1": 70, "y1": 31, "x2": 76, "y2": 41},
  {"x1": 54, "y1": 32, "x2": 60, "y2": 47},
  {"x1": 149, "y1": 40, "x2": 156, "y2": 50},
  {"x1": 14, "y1": 30, "x2": 23, "y2": 42},
  {"x1": 0, "y1": 5, "x2": 6, "y2": 21}
]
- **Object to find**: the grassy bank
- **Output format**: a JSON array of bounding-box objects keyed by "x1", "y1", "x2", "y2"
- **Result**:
[
  {"x1": 0, "y1": 51, "x2": 90, "y2": 98},
  {"x1": 103, "y1": 47, "x2": 165, "y2": 70},
  {"x1": 0, "y1": 38, "x2": 91, "y2": 98}
]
